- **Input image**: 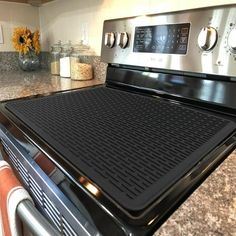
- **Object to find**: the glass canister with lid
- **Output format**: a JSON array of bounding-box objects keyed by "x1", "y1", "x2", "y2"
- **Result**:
[
  {"x1": 70, "y1": 42, "x2": 92, "y2": 80},
  {"x1": 50, "y1": 41, "x2": 62, "y2": 75},
  {"x1": 59, "y1": 42, "x2": 72, "y2": 78}
]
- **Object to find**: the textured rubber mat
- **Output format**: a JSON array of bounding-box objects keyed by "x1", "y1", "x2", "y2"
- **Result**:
[{"x1": 5, "y1": 87, "x2": 236, "y2": 211}]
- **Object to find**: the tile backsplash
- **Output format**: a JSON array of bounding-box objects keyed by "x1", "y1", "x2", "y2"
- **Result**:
[
  {"x1": 0, "y1": 52, "x2": 49, "y2": 71},
  {"x1": 0, "y1": 52, "x2": 107, "y2": 81}
]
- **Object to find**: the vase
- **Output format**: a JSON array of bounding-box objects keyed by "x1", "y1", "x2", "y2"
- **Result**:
[{"x1": 18, "y1": 51, "x2": 40, "y2": 71}]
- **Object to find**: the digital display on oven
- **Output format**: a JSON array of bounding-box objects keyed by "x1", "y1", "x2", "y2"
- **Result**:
[{"x1": 133, "y1": 23, "x2": 190, "y2": 54}]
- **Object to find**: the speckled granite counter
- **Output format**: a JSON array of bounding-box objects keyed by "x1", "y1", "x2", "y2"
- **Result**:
[
  {"x1": 155, "y1": 150, "x2": 236, "y2": 236},
  {"x1": 0, "y1": 70, "x2": 104, "y2": 101},
  {"x1": 0, "y1": 70, "x2": 235, "y2": 236}
]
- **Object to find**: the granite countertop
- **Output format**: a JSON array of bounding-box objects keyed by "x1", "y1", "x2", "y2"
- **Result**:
[
  {"x1": 0, "y1": 70, "x2": 103, "y2": 101},
  {"x1": 0, "y1": 70, "x2": 235, "y2": 235},
  {"x1": 155, "y1": 150, "x2": 236, "y2": 236}
]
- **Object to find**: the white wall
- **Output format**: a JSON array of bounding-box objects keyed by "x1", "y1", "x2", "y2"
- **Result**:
[
  {"x1": 39, "y1": 0, "x2": 236, "y2": 55},
  {"x1": 1, "y1": 0, "x2": 236, "y2": 54},
  {"x1": 0, "y1": 1, "x2": 40, "y2": 52}
]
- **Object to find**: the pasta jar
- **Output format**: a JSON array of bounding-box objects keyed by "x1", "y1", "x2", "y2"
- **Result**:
[
  {"x1": 70, "y1": 42, "x2": 91, "y2": 80},
  {"x1": 50, "y1": 41, "x2": 61, "y2": 75},
  {"x1": 59, "y1": 43, "x2": 72, "y2": 78}
]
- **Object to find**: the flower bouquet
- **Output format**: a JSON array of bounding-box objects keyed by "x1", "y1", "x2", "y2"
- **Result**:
[{"x1": 12, "y1": 27, "x2": 40, "y2": 71}]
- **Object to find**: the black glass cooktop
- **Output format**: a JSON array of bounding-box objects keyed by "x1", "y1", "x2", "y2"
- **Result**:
[{"x1": 5, "y1": 87, "x2": 236, "y2": 212}]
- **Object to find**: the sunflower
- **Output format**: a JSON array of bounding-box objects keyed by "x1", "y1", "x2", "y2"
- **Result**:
[
  {"x1": 12, "y1": 27, "x2": 40, "y2": 55},
  {"x1": 12, "y1": 27, "x2": 32, "y2": 55},
  {"x1": 32, "y1": 30, "x2": 40, "y2": 54}
]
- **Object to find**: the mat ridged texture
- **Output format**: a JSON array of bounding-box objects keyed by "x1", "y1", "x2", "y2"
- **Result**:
[{"x1": 6, "y1": 87, "x2": 235, "y2": 211}]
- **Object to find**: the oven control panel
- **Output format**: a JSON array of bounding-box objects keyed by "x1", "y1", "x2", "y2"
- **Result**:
[
  {"x1": 133, "y1": 23, "x2": 190, "y2": 54},
  {"x1": 101, "y1": 5, "x2": 236, "y2": 78}
]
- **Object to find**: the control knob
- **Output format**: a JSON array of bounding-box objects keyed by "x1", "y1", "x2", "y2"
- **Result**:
[
  {"x1": 104, "y1": 32, "x2": 116, "y2": 48},
  {"x1": 117, "y1": 32, "x2": 129, "y2": 48},
  {"x1": 228, "y1": 28, "x2": 236, "y2": 52},
  {"x1": 198, "y1": 27, "x2": 218, "y2": 51}
]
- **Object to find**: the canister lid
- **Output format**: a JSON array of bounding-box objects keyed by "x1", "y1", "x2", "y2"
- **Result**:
[
  {"x1": 72, "y1": 40, "x2": 90, "y2": 54},
  {"x1": 51, "y1": 40, "x2": 62, "y2": 50},
  {"x1": 61, "y1": 41, "x2": 73, "y2": 52}
]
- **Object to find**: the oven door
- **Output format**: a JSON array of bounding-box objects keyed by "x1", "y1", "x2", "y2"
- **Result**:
[
  {"x1": 0, "y1": 123, "x2": 101, "y2": 236},
  {"x1": 0, "y1": 148, "x2": 61, "y2": 236}
]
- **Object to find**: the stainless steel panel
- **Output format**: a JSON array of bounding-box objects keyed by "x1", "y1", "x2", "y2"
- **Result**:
[{"x1": 101, "y1": 5, "x2": 236, "y2": 78}]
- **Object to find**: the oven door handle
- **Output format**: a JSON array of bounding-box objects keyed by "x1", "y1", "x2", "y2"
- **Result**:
[
  {"x1": 17, "y1": 199, "x2": 61, "y2": 236},
  {"x1": 0, "y1": 149, "x2": 61, "y2": 236}
]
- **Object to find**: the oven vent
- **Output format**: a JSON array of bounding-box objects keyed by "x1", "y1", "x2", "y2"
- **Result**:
[
  {"x1": 1, "y1": 139, "x2": 78, "y2": 236},
  {"x1": 2, "y1": 139, "x2": 19, "y2": 170},
  {"x1": 62, "y1": 216, "x2": 78, "y2": 236},
  {"x1": 43, "y1": 192, "x2": 61, "y2": 231},
  {"x1": 2, "y1": 140, "x2": 30, "y2": 187},
  {"x1": 29, "y1": 174, "x2": 43, "y2": 205}
]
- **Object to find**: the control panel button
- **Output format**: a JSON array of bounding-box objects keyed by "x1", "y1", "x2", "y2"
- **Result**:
[
  {"x1": 117, "y1": 32, "x2": 129, "y2": 48},
  {"x1": 228, "y1": 28, "x2": 236, "y2": 52},
  {"x1": 198, "y1": 27, "x2": 218, "y2": 51},
  {"x1": 104, "y1": 32, "x2": 116, "y2": 48}
]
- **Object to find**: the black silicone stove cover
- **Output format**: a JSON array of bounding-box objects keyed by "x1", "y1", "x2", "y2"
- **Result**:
[{"x1": 5, "y1": 87, "x2": 236, "y2": 212}]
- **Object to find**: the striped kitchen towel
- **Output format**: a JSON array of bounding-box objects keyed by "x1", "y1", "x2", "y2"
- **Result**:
[{"x1": 0, "y1": 160, "x2": 33, "y2": 236}]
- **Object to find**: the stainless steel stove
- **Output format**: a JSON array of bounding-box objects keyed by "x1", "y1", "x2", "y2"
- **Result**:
[{"x1": 1, "y1": 5, "x2": 236, "y2": 236}]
